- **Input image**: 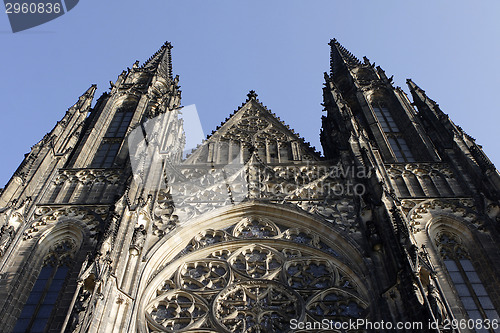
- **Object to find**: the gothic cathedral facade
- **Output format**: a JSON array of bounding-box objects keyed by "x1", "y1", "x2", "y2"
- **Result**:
[{"x1": 0, "y1": 40, "x2": 499, "y2": 333}]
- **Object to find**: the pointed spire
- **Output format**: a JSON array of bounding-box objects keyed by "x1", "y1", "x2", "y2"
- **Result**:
[
  {"x1": 329, "y1": 38, "x2": 361, "y2": 76},
  {"x1": 142, "y1": 41, "x2": 173, "y2": 79},
  {"x1": 407, "y1": 78, "x2": 461, "y2": 148}
]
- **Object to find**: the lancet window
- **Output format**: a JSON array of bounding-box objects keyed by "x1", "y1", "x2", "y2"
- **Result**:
[
  {"x1": 13, "y1": 241, "x2": 75, "y2": 333},
  {"x1": 387, "y1": 137, "x2": 415, "y2": 163},
  {"x1": 373, "y1": 105, "x2": 399, "y2": 133},
  {"x1": 105, "y1": 109, "x2": 134, "y2": 138},
  {"x1": 91, "y1": 99, "x2": 137, "y2": 168},
  {"x1": 437, "y1": 232, "x2": 499, "y2": 329},
  {"x1": 373, "y1": 103, "x2": 415, "y2": 162},
  {"x1": 91, "y1": 141, "x2": 121, "y2": 168}
]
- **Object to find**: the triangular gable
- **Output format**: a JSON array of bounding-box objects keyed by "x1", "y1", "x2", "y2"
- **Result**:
[{"x1": 184, "y1": 91, "x2": 320, "y2": 165}]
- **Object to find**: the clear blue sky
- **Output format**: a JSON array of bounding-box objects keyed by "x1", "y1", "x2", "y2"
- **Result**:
[{"x1": 1, "y1": 1, "x2": 499, "y2": 187}]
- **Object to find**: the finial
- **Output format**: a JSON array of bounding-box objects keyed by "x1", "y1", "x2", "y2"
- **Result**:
[{"x1": 247, "y1": 90, "x2": 258, "y2": 100}]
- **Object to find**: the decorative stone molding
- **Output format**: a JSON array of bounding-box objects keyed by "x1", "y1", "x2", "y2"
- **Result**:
[
  {"x1": 403, "y1": 199, "x2": 484, "y2": 234},
  {"x1": 23, "y1": 205, "x2": 108, "y2": 241},
  {"x1": 181, "y1": 216, "x2": 342, "y2": 260},
  {"x1": 52, "y1": 169, "x2": 121, "y2": 186},
  {"x1": 159, "y1": 162, "x2": 360, "y2": 236}
]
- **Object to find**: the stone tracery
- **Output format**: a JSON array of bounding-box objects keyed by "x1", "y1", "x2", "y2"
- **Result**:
[{"x1": 143, "y1": 215, "x2": 368, "y2": 333}]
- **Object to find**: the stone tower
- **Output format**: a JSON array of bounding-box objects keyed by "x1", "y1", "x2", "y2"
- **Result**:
[{"x1": 0, "y1": 40, "x2": 499, "y2": 333}]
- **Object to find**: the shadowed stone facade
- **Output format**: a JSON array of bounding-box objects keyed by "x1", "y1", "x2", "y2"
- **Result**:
[{"x1": 0, "y1": 40, "x2": 499, "y2": 332}]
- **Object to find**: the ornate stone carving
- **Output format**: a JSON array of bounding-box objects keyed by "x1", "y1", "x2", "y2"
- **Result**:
[
  {"x1": 0, "y1": 225, "x2": 14, "y2": 256},
  {"x1": 232, "y1": 217, "x2": 279, "y2": 238},
  {"x1": 229, "y1": 244, "x2": 284, "y2": 279},
  {"x1": 213, "y1": 280, "x2": 304, "y2": 333},
  {"x1": 146, "y1": 291, "x2": 209, "y2": 331},
  {"x1": 177, "y1": 260, "x2": 230, "y2": 292},
  {"x1": 67, "y1": 289, "x2": 91, "y2": 332},
  {"x1": 187, "y1": 229, "x2": 231, "y2": 252},
  {"x1": 131, "y1": 225, "x2": 147, "y2": 253},
  {"x1": 405, "y1": 199, "x2": 485, "y2": 234},
  {"x1": 143, "y1": 240, "x2": 367, "y2": 332},
  {"x1": 435, "y1": 232, "x2": 469, "y2": 260},
  {"x1": 284, "y1": 258, "x2": 336, "y2": 290},
  {"x1": 52, "y1": 169, "x2": 121, "y2": 186},
  {"x1": 23, "y1": 205, "x2": 108, "y2": 241},
  {"x1": 306, "y1": 288, "x2": 367, "y2": 322}
]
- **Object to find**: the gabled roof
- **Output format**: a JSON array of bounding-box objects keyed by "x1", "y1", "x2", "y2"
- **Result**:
[{"x1": 184, "y1": 91, "x2": 320, "y2": 164}]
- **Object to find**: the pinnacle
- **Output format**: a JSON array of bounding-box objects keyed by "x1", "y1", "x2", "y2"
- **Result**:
[
  {"x1": 407, "y1": 79, "x2": 443, "y2": 115},
  {"x1": 406, "y1": 79, "x2": 430, "y2": 101},
  {"x1": 406, "y1": 79, "x2": 431, "y2": 102},
  {"x1": 82, "y1": 84, "x2": 97, "y2": 97},
  {"x1": 70, "y1": 84, "x2": 97, "y2": 113},
  {"x1": 406, "y1": 79, "x2": 420, "y2": 91}
]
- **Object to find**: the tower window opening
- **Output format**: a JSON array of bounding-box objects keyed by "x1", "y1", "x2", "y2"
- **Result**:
[
  {"x1": 105, "y1": 110, "x2": 134, "y2": 138},
  {"x1": 437, "y1": 233, "x2": 500, "y2": 328},
  {"x1": 91, "y1": 141, "x2": 120, "y2": 168},
  {"x1": 13, "y1": 242, "x2": 74, "y2": 333},
  {"x1": 373, "y1": 104, "x2": 415, "y2": 162},
  {"x1": 388, "y1": 137, "x2": 415, "y2": 162},
  {"x1": 373, "y1": 105, "x2": 400, "y2": 133}
]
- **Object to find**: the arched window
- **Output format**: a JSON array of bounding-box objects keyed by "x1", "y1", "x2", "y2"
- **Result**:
[
  {"x1": 437, "y1": 232, "x2": 499, "y2": 329},
  {"x1": 90, "y1": 98, "x2": 138, "y2": 168},
  {"x1": 12, "y1": 241, "x2": 74, "y2": 333}
]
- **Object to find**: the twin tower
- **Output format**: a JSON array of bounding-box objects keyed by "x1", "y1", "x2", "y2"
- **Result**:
[{"x1": 0, "y1": 40, "x2": 499, "y2": 332}]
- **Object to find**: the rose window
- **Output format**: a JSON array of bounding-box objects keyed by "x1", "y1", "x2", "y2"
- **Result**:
[
  {"x1": 307, "y1": 288, "x2": 367, "y2": 321},
  {"x1": 144, "y1": 217, "x2": 369, "y2": 333},
  {"x1": 284, "y1": 259, "x2": 336, "y2": 290}
]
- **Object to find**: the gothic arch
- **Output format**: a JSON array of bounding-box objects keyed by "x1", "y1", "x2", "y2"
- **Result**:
[
  {"x1": 142, "y1": 202, "x2": 367, "y2": 276},
  {"x1": 134, "y1": 202, "x2": 374, "y2": 333},
  {"x1": 0, "y1": 207, "x2": 105, "y2": 332},
  {"x1": 426, "y1": 215, "x2": 475, "y2": 248},
  {"x1": 420, "y1": 215, "x2": 500, "y2": 325}
]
